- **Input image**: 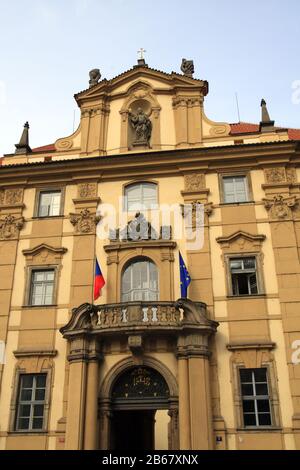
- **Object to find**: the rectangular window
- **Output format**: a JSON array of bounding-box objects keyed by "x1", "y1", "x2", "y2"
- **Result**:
[
  {"x1": 230, "y1": 257, "x2": 258, "y2": 296},
  {"x1": 125, "y1": 183, "x2": 158, "y2": 211},
  {"x1": 222, "y1": 175, "x2": 249, "y2": 203},
  {"x1": 16, "y1": 374, "x2": 47, "y2": 431},
  {"x1": 29, "y1": 269, "x2": 55, "y2": 306},
  {"x1": 38, "y1": 191, "x2": 61, "y2": 217},
  {"x1": 240, "y1": 368, "x2": 272, "y2": 427}
]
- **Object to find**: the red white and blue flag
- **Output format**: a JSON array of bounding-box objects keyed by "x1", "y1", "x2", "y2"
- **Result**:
[{"x1": 94, "y1": 258, "x2": 105, "y2": 301}]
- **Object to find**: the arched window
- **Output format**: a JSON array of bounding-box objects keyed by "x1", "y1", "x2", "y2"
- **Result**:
[
  {"x1": 124, "y1": 182, "x2": 158, "y2": 211},
  {"x1": 121, "y1": 259, "x2": 159, "y2": 302}
]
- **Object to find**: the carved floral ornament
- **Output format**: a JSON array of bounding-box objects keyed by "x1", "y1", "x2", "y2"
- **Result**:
[
  {"x1": 77, "y1": 183, "x2": 98, "y2": 199},
  {"x1": 0, "y1": 214, "x2": 24, "y2": 240},
  {"x1": 264, "y1": 167, "x2": 297, "y2": 184},
  {"x1": 184, "y1": 173, "x2": 206, "y2": 192},
  {"x1": 70, "y1": 208, "x2": 101, "y2": 234},
  {"x1": 0, "y1": 188, "x2": 23, "y2": 206},
  {"x1": 263, "y1": 194, "x2": 300, "y2": 220}
]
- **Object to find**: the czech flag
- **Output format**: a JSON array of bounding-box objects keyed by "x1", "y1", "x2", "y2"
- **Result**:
[{"x1": 94, "y1": 258, "x2": 105, "y2": 301}]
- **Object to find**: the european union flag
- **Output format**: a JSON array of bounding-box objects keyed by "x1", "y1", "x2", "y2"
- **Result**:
[{"x1": 179, "y1": 252, "x2": 191, "y2": 298}]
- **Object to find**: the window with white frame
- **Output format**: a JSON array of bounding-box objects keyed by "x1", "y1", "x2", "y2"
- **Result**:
[
  {"x1": 222, "y1": 175, "x2": 249, "y2": 203},
  {"x1": 29, "y1": 269, "x2": 55, "y2": 306},
  {"x1": 121, "y1": 259, "x2": 159, "y2": 302},
  {"x1": 240, "y1": 368, "x2": 272, "y2": 427},
  {"x1": 38, "y1": 190, "x2": 61, "y2": 217},
  {"x1": 15, "y1": 374, "x2": 47, "y2": 431},
  {"x1": 229, "y1": 257, "x2": 258, "y2": 296},
  {"x1": 124, "y1": 183, "x2": 158, "y2": 211}
]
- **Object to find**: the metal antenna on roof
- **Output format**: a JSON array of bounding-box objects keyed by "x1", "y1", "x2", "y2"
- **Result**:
[
  {"x1": 235, "y1": 92, "x2": 241, "y2": 122},
  {"x1": 73, "y1": 110, "x2": 76, "y2": 133}
]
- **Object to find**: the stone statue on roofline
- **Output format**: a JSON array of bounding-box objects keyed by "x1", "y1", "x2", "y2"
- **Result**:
[
  {"x1": 89, "y1": 69, "x2": 101, "y2": 88},
  {"x1": 181, "y1": 58, "x2": 194, "y2": 78}
]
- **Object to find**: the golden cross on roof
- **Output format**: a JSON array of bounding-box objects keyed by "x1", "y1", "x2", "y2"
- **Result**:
[{"x1": 137, "y1": 48, "x2": 146, "y2": 61}]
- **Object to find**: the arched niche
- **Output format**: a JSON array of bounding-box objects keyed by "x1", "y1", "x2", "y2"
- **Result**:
[{"x1": 119, "y1": 81, "x2": 161, "y2": 151}]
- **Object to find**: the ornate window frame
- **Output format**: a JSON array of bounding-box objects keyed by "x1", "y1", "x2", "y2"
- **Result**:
[
  {"x1": 216, "y1": 231, "x2": 266, "y2": 298},
  {"x1": 227, "y1": 344, "x2": 281, "y2": 430},
  {"x1": 8, "y1": 352, "x2": 56, "y2": 434},
  {"x1": 22, "y1": 244, "x2": 67, "y2": 308},
  {"x1": 104, "y1": 240, "x2": 176, "y2": 303}
]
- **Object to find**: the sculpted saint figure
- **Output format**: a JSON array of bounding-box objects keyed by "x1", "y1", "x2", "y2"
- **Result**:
[{"x1": 129, "y1": 107, "x2": 152, "y2": 145}]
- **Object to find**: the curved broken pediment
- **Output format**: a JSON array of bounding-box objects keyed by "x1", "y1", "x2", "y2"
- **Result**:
[{"x1": 216, "y1": 231, "x2": 266, "y2": 251}]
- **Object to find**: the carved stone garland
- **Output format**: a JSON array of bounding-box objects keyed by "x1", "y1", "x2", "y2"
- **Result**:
[
  {"x1": 263, "y1": 194, "x2": 299, "y2": 220},
  {"x1": 70, "y1": 209, "x2": 101, "y2": 234},
  {"x1": 0, "y1": 214, "x2": 24, "y2": 239}
]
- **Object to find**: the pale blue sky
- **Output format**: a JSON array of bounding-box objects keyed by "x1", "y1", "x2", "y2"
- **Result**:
[{"x1": 0, "y1": 0, "x2": 300, "y2": 156}]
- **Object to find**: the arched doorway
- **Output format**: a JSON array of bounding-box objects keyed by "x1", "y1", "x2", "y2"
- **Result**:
[
  {"x1": 99, "y1": 359, "x2": 179, "y2": 451},
  {"x1": 110, "y1": 366, "x2": 169, "y2": 450}
]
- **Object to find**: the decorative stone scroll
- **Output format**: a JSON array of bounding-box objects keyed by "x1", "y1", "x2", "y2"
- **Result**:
[
  {"x1": 181, "y1": 201, "x2": 213, "y2": 228},
  {"x1": 70, "y1": 208, "x2": 101, "y2": 234},
  {"x1": 263, "y1": 194, "x2": 299, "y2": 220},
  {"x1": 0, "y1": 214, "x2": 24, "y2": 239}
]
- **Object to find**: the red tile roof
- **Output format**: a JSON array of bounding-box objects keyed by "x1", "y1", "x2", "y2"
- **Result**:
[
  {"x1": 288, "y1": 128, "x2": 300, "y2": 140},
  {"x1": 230, "y1": 122, "x2": 260, "y2": 134},
  {"x1": 32, "y1": 144, "x2": 56, "y2": 153}
]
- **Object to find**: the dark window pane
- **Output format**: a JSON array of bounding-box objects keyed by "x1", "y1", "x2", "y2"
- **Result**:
[
  {"x1": 256, "y1": 384, "x2": 268, "y2": 396},
  {"x1": 35, "y1": 389, "x2": 45, "y2": 401},
  {"x1": 232, "y1": 273, "x2": 249, "y2": 295},
  {"x1": 240, "y1": 369, "x2": 253, "y2": 382},
  {"x1": 33, "y1": 405, "x2": 44, "y2": 417},
  {"x1": 20, "y1": 389, "x2": 32, "y2": 401},
  {"x1": 243, "y1": 258, "x2": 255, "y2": 269},
  {"x1": 32, "y1": 418, "x2": 43, "y2": 430},
  {"x1": 242, "y1": 400, "x2": 255, "y2": 412},
  {"x1": 254, "y1": 369, "x2": 267, "y2": 382},
  {"x1": 258, "y1": 413, "x2": 272, "y2": 426},
  {"x1": 249, "y1": 274, "x2": 258, "y2": 294},
  {"x1": 257, "y1": 400, "x2": 270, "y2": 413},
  {"x1": 244, "y1": 414, "x2": 256, "y2": 426},
  {"x1": 241, "y1": 384, "x2": 254, "y2": 396},
  {"x1": 18, "y1": 418, "x2": 30, "y2": 430},
  {"x1": 18, "y1": 404, "x2": 31, "y2": 417},
  {"x1": 21, "y1": 375, "x2": 33, "y2": 388},
  {"x1": 36, "y1": 375, "x2": 46, "y2": 388}
]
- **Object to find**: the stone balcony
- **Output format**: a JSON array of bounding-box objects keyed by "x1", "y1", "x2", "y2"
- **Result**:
[{"x1": 61, "y1": 299, "x2": 218, "y2": 341}]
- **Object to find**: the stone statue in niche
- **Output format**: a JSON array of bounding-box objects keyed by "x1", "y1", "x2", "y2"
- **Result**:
[
  {"x1": 89, "y1": 69, "x2": 101, "y2": 88},
  {"x1": 129, "y1": 107, "x2": 152, "y2": 146}
]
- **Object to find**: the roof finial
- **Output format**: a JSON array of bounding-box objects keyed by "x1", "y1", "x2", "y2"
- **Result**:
[
  {"x1": 136, "y1": 48, "x2": 147, "y2": 67},
  {"x1": 259, "y1": 98, "x2": 275, "y2": 132},
  {"x1": 15, "y1": 121, "x2": 32, "y2": 155}
]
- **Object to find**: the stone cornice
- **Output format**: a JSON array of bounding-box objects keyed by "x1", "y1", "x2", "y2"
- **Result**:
[
  {"x1": 0, "y1": 141, "x2": 299, "y2": 184},
  {"x1": 226, "y1": 342, "x2": 276, "y2": 351}
]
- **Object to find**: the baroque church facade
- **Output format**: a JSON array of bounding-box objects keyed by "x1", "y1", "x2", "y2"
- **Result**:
[{"x1": 0, "y1": 57, "x2": 300, "y2": 450}]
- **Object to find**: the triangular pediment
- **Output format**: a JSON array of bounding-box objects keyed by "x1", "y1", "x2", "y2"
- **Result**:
[{"x1": 75, "y1": 65, "x2": 208, "y2": 105}]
